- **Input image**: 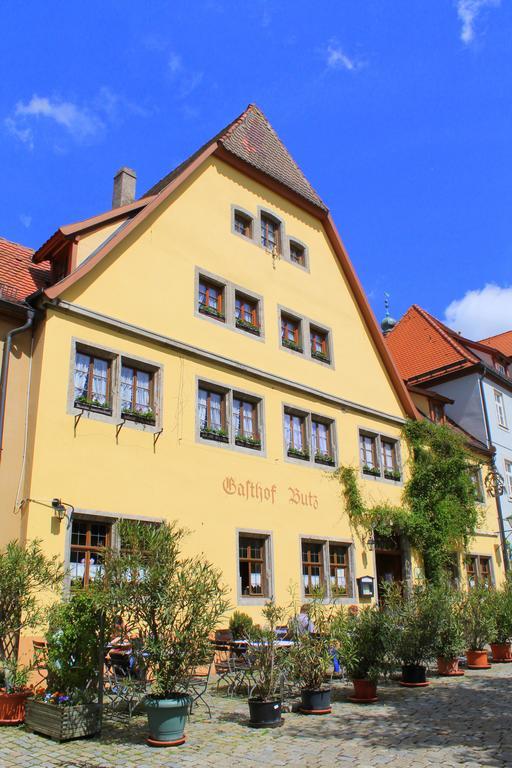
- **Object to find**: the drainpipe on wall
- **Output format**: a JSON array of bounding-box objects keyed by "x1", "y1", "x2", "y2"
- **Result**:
[
  {"x1": 0, "y1": 307, "x2": 35, "y2": 460},
  {"x1": 479, "y1": 375, "x2": 510, "y2": 573}
]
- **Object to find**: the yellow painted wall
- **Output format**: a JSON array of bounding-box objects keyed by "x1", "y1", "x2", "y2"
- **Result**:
[
  {"x1": 0, "y1": 313, "x2": 31, "y2": 545},
  {"x1": 75, "y1": 219, "x2": 128, "y2": 267}
]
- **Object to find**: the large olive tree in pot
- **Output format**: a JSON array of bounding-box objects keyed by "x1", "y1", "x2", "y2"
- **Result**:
[{"x1": 100, "y1": 521, "x2": 229, "y2": 746}]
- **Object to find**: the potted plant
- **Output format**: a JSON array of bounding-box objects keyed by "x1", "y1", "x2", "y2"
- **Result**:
[
  {"x1": 247, "y1": 602, "x2": 287, "y2": 728},
  {"x1": 25, "y1": 589, "x2": 102, "y2": 741},
  {"x1": 362, "y1": 465, "x2": 381, "y2": 477},
  {"x1": 0, "y1": 539, "x2": 62, "y2": 726},
  {"x1": 121, "y1": 407, "x2": 156, "y2": 424},
  {"x1": 0, "y1": 660, "x2": 32, "y2": 725},
  {"x1": 430, "y1": 584, "x2": 465, "y2": 676},
  {"x1": 200, "y1": 426, "x2": 229, "y2": 442},
  {"x1": 236, "y1": 318, "x2": 260, "y2": 335},
  {"x1": 282, "y1": 338, "x2": 303, "y2": 353},
  {"x1": 463, "y1": 585, "x2": 495, "y2": 669},
  {"x1": 99, "y1": 521, "x2": 229, "y2": 746},
  {"x1": 235, "y1": 434, "x2": 262, "y2": 450},
  {"x1": 385, "y1": 583, "x2": 436, "y2": 687},
  {"x1": 229, "y1": 611, "x2": 254, "y2": 640},
  {"x1": 489, "y1": 581, "x2": 512, "y2": 662},
  {"x1": 314, "y1": 451, "x2": 335, "y2": 467},
  {"x1": 287, "y1": 446, "x2": 309, "y2": 460},
  {"x1": 338, "y1": 605, "x2": 391, "y2": 703},
  {"x1": 287, "y1": 599, "x2": 334, "y2": 714},
  {"x1": 384, "y1": 470, "x2": 401, "y2": 482}
]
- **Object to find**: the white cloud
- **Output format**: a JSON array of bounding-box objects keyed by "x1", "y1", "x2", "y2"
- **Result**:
[
  {"x1": 326, "y1": 43, "x2": 359, "y2": 72},
  {"x1": 456, "y1": 0, "x2": 501, "y2": 45},
  {"x1": 168, "y1": 52, "x2": 182, "y2": 75},
  {"x1": 4, "y1": 89, "x2": 150, "y2": 150},
  {"x1": 167, "y1": 51, "x2": 203, "y2": 99},
  {"x1": 444, "y1": 283, "x2": 512, "y2": 339},
  {"x1": 19, "y1": 214, "x2": 32, "y2": 229}
]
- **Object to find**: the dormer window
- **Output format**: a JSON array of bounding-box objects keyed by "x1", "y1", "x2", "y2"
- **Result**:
[
  {"x1": 234, "y1": 210, "x2": 253, "y2": 239},
  {"x1": 496, "y1": 360, "x2": 507, "y2": 376},
  {"x1": 429, "y1": 399, "x2": 445, "y2": 424},
  {"x1": 261, "y1": 213, "x2": 281, "y2": 253},
  {"x1": 51, "y1": 252, "x2": 69, "y2": 283}
]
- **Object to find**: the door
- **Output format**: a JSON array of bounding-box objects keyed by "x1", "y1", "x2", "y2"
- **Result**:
[{"x1": 375, "y1": 551, "x2": 403, "y2": 604}]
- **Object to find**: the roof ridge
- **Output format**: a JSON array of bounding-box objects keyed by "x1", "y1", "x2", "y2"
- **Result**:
[
  {"x1": 412, "y1": 304, "x2": 479, "y2": 364},
  {"x1": 480, "y1": 329, "x2": 512, "y2": 342}
]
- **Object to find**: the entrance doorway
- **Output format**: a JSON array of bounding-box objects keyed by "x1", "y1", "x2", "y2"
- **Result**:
[{"x1": 374, "y1": 534, "x2": 403, "y2": 603}]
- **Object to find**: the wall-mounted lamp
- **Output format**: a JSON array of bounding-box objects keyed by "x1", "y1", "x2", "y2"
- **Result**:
[
  {"x1": 51, "y1": 498, "x2": 70, "y2": 521},
  {"x1": 366, "y1": 536, "x2": 375, "y2": 552}
]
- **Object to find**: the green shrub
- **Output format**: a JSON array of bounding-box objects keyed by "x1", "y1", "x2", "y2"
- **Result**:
[
  {"x1": 249, "y1": 602, "x2": 287, "y2": 701},
  {"x1": 385, "y1": 583, "x2": 437, "y2": 666},
  {"x1": 429, "y1": 583, "x2": 465, "y2": 660},
  {"x1": 490, "y1": 580, "x2": 512, "y2": 644},
  {"x1": 229, "y1": 611, "x2": 254, "y2": 640},
  {"x1": 339, "y1": 606, "x2": 392, "y2": 682},
  {"x1": 286, "y1": 597, "x2": 335, "y2": 691},
  {"x1": 462, "y1": 586, "x2": 496, "y2": 651}
]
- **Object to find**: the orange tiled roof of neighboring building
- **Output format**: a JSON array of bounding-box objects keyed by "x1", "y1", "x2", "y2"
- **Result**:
[
  {"x1": 0, "y1": 237, "x2": 50, "y2": 304},
  {"x1": 479, "y1": 331, "x2": 512, "y2": 358},
  {"x1": 386, "y1": 304, "x2": 479, "y2": 382}
]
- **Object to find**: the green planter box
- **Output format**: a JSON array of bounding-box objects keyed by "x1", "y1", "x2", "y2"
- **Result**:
[{"x1": 25, "y1": 699, "x2": 100, "y2": 742}]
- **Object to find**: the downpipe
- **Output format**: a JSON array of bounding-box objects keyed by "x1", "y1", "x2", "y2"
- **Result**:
[{"x1": 0, "y1": 308, "x2": 35, "y2": 460}]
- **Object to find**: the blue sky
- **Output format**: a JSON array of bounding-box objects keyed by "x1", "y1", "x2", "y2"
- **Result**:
[{"x1": 1, "y1": 0, "x2": 511, "y2": 338}]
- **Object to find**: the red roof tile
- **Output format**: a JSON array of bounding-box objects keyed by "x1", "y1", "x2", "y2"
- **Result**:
[
  {"x1": 145, "y1": 104, "x2": 327, "y2": 211},
  {"x1": 479, "y1": 331, "x2": 512, "y2": 358},
  {"x1": 386, "y1": 305, "x2": 478, "y2": 382},
  {"x1": 0, "y1": 237, "x2": 50, "y2": 303}
]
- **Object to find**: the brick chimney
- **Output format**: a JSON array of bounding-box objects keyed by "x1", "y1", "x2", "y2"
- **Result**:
[{"x1": 112, "y1": 167, "x2": 136, "y2": 208}]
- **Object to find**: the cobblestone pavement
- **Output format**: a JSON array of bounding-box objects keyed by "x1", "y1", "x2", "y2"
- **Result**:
[{"x1": 2, "y1": 664, "x2": 512, "y2": 768}]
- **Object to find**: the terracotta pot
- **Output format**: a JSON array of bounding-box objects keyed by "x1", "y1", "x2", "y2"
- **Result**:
[
  {"x1": 0, "y1": 689, "x2": 32, "y2": 725},
  {"x1": 437, "y1": 657, "x2": 464, "y2": 676},
  {"x1": 349, "y1": 679, "x2": 378, "y2": 703},
  {"x1": 466, "y1": 650, "x2": 491, "y2": 669},
  {"x1": 491, "y1": 643, "x2": 512, "y2": 662}
]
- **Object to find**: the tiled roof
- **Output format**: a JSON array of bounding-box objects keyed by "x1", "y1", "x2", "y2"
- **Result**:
[
  {"x1": 0, "y1": 237, "x2": 50, "y2": 303},
  {"x1": 145, "y1": 104, "x2": 327, "y2": 211},
  {"x1": 386, "y1": 304, "x2": 478, "y2": 382},
  {"x1": 479, "y1": 331, "x2": 512, "y2": 358}
]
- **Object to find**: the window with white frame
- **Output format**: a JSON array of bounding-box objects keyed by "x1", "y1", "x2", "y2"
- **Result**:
[
  {"x1": 120, "y1": 363, "x2": 155, "y2": 424},
  {"x1": 284, "y1": 407, "x2": 336, "y2": 466},
  {"x1": 469, "y1": 467, "x2": 485, "y2": 503},
  {"x1": 301, "y1": 539, "x2": 352, "y2": 599},
  {"x1": 505, "y1": 460, "x2": 512, "y2": 498},
  {"x1": 494, "y1": 389, "x2": 508, "y2": 428}
]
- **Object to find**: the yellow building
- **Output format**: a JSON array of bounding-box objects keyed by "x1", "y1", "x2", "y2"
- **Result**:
[{"x1": 0, "y1": 105, "x2": 504, "y2": 639}]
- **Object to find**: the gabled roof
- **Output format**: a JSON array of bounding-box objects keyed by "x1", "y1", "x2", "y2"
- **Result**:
[
  {"x1": 386, "y1": 304, "x2": 480, "y2": 383},
  {"x1": 0, "y1": 237, "x2": 50, "y2": 304},
  {"x1": 33, "y1": 104, "x2": 416, "y2": 419},
  {"x1": 479, "y1": 331, "x2": 512, "y2": 358},
  {"x1": 145, "y1": 104, "x2": 327, "y2": 211}
]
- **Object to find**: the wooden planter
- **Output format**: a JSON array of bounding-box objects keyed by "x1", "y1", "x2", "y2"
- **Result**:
[
  {"x1": 25, "y1": 699, "x2": 100, "y2": 742},
  {"x1": 0, "y1": 690, "x2": 32, "y2": 725}
]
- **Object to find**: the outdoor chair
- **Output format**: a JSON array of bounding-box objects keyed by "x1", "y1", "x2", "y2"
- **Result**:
[
  {"x1": 32, "y1": 640, "x2": 48, "y2": 687},
  {"x1": 103, "y1": 646, "x2": 151, "y2": 718},
  {"x1": 187, "y1": 657, "x2": 214, "y2": 718}
]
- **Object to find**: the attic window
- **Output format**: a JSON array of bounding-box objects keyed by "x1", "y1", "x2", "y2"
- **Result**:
[
  {"x1": 51, "y1": 253, "x2": 69, "y2": 283},
  {"x1": 234, "y1": 210, "x2": 253, "y2": 239},
  {"x1": 289, "y1": 240, "x2": 306, "y2": 267},
  {"x1": 261, "y1": 213, "x2": 281, "y2": 253},
  {"x1": 429, "y1": 399, "x2": 445, "y2": 424}
]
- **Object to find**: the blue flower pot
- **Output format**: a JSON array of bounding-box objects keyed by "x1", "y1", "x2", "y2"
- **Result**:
[{"x1": 145, "y1": 694, "x2": 191, "y2": 746}]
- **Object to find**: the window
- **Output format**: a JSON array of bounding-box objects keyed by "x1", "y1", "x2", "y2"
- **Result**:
[
  {"x1": 505, "y1": 460, "x2": 512, "y2": 498},
  {"x1": 260, "y1": 213, "x2": 281, "y2": 253},
  {"x1": 198, "y1": 278, "x2": 225, "y2": 322},
  {"x1": 52, "y1": 252, "x2": 69, "y2": 283},
  {"x1": 198, "y1": 386, "x2": 227, "y2": 441},
  {"x1": 284, "y1": 410, "x2": 308, "y2": 460},
  {"x1": 429, "y1": 399, "x2": 445, "y2": 424},
  {"x1": 301, "y1": 539, "x2": 353, "y2": 599},
  {"x1": 466, "y1": 555, "x2": 492, "y2": 589},
  {"x1": 494, "y1": 390, "x2": 508, "y2": 428},
  {"x1": 312, "y1": 418, "x2": 334, "y2": 466},
  {"x1": 329, "y1": 544, "x2": 350, "y2": 597},
  {"x1": 234, "y1": 210, "x2": 252, "y2": 239},
  {"x1": 310, "y1": 327, "x2": 330, "y2": 363},
  {"x1": 469, "y1": 467, "x2": 485, "y2": 503},
  {"x1": 235, "y1": 292, "x2": 260, "y2": 335},
  {"x1": 120, "y1": 365, "x2": 155, "y2": 424},
  {"x1": 360, "y1": 433, "x2": 378, "y2": 474},
  {"x1": 239, "y1": 534, "x2": 269, "y2": 597},
  {"x1": 70, "y1": 519, "x2": 111, "y2": 588},
  {"x1": 198, "y1": 382, "x2": 263, "y2": 452},
  {"x1": 360, "y1": 431, "x2": 401, "y2": 481},
  {"x1": 495, "y1": 360, "x2": 507, "y2": 376},
  {"x1": 233, "y1": 397, "x2": 261, "y2": 449},
  {"x1": 302, "y1": 541, "x2": 324, "y2": 595},
  {"x1": 281, "y1": 313, "x2": 302, "y2": 353},
  {"x1": 74, "y1": 350, "x2": 112, "y2": 412},
  {"x1": 289, "y1": 240, "x2": 306, "y2": 267}
]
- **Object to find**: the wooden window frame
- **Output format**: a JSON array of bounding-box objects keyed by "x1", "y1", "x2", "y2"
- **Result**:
[
  {"x1": 238, "y1": 534, "x2": 268, "y2": 598},
  {"x1": 260, "y1": 213, "x2": 281, "y2": 253},
  {"x1": 359, "y1": 430, "x2": 402, "y2": 481},
  {"x1": 329, "y1": 543, "x2": 351, "y2": 598},
  {"x1": 310, "y1": 326, "x2": 330, "y2": 362},
  {"x1": 429, "y1": 399, "x2": 445, "y2": 424},
  {"x1": 120, "y1": 364, "x2": 155, "y2": 424},
  {"x1": 235, "y1": 292, "x2": 260, "y2": 335},
  {"x1": 466, "y1": 555, "x2": 493, "y2": 589},
  {"x1": 284, "y1": 409, "x2": 308, "y2": 459},
  {"x1": 70, "y1": 518, "x2": 112, "y2": 588},
  {"x1": 198, "y1": 386, "x2": 227, "y2": 440},
  {"x1": 289, "y1": 240, "x2": 306, "y2": 267},
  {"x1": 234, "y1": 210, "x2": 253, "y2": 239},
  {"x1": 198, "y1": 277, "x2": 225, "y2": 321},
  {"x1": 360, "y1": 433, "x2": 378, "y2": 472},
  {"x1": 281, "y1": 313, "x2": 303, "y2": 352},
  {"x1": 302, "y1": 540, "x2": 325, "y2": 596},
  {"x1": 311, "y1": 418, "x2": 334, "y2": 465},
  {"x1": 74, "y1": 349, "x2": 112, "y2": 412}
]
